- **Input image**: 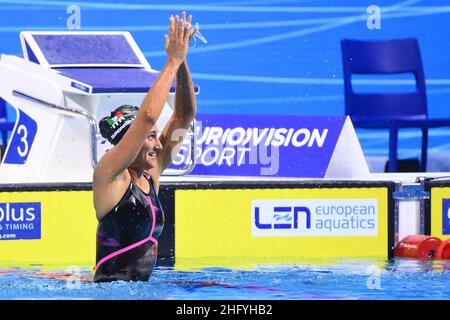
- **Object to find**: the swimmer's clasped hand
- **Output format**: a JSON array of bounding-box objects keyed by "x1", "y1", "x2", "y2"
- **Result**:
[
  {"x1": 165, "y1": 12, "x2": 192, "y2": 65},
  {"x1": 165, "y1": 12, "x2": 207, "y2": 59}
]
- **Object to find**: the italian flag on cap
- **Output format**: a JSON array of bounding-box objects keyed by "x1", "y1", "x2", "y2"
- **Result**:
[{"x1": 107, "y1": 112, "x2": 123, "y2": 126}]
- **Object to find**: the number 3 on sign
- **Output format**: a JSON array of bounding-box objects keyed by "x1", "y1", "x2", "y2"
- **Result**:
[
  {"x1": 16, "y1": 125, "x2": 29, "y2": 157},
  {"x1": 3, "y1": 109, "x2": 37, "y2": 165}
]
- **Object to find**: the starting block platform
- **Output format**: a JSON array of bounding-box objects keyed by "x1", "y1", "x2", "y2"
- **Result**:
[
  {"x1": 22, "y1": 32, "x2": 190, "y2": 94},
  {"x1": 0, "y1": 31, "x2": 199, "y2": 183}
]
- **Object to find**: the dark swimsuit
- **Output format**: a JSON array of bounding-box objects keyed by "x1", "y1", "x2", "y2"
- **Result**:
[{"x1": 93, "y1": 173, "x2": 164, "y2": 282}]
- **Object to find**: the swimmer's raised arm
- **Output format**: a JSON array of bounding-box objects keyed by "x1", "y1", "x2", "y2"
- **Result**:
[
  {"x1": 156, "y1": 59, "x2": 197, "y2": 174},
  {"x1": 94, "y1": 13, "x2": 191, "y2": 183}
]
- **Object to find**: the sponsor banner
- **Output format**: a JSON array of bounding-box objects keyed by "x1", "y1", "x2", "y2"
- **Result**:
[
  {"x1": 175, "y1": 187, "x2": 389, "y2": 259},
  {"x1": 430, "y1": 188, "x2": 450, "y2": 240},
  {"x1": 0, "y1": 191, "x2": 96, "y2": 265},
  {"x1": 0, "y1": 202, "x2": 41, "y2": 240},
  {"x1": 252, "y1": 199, "x2": 378, "y2": 237},
  {"x1": 444, "y1": 199, "x2": 450, "y2": 235},
  {"x1": 169, "y1": 114, "x2": 345, "y2": 178}
]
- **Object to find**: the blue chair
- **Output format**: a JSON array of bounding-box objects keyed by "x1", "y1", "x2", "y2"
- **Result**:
[
  {"x1": 341, "y1": 38, "x2": 450, "y2": 172},
  {"x1": 0, "y1": 99, "x2": 15, "y2": 147}
]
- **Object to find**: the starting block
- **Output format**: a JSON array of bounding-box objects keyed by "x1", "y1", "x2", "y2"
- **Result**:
[{"x1": 0, "y1": 31, "x2": 199, "y2": 183}]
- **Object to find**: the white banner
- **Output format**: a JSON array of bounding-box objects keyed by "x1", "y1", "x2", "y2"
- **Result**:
[{"x1": 252, "y1": 199, "x2": 378, "y2": 237}]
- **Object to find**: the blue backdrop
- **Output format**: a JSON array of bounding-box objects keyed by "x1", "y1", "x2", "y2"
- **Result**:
[{"x1": 0, "y1": 0, "x2": 449, "y2": 164}]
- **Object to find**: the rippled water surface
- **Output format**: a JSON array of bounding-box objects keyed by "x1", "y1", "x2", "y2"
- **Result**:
[{"x1": 1, "y1": 258, "x2": 449, "y2": 300}]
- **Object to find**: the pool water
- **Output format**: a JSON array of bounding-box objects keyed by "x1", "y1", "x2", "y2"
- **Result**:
[{"x1": 0, "y1": 258, "x2": 449, "y2": 300}]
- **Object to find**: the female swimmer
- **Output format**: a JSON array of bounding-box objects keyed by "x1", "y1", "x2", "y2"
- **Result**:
[{"x1": 92, "y1": 12, "x2": 196, "y2": 282}]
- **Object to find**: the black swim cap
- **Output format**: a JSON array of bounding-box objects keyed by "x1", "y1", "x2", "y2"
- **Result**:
[{"x1": 99, "y1": 105, "x2": 139, "y2": 145}]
